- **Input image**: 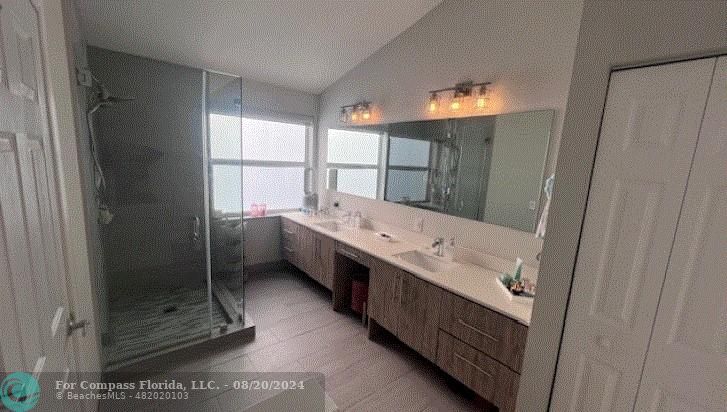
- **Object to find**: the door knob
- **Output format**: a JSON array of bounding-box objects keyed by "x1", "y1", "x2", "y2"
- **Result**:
[{"x1": 66, "y1": 313, "x2": 89, "y2": 337}]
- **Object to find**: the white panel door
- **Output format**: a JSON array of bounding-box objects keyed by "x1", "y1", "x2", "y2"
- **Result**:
[
  {"x1": 551, "y1": 58, "x2": 716, "y2": 411},
  {"x1": 0, "y1": 0, "x2": 77, "y2": 384},
  {"x1": 633, "y1": 56, "x2": 726, "y2": 412}
]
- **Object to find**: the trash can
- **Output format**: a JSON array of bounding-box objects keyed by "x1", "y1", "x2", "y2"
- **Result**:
[{"x1": 350, "y1": 277, "x2": 369, "y2": 315}]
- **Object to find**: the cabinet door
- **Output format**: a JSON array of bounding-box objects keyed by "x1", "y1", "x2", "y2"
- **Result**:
[
  {"x1": 634, "y1": 57, "x2": 727, "y2": 412},
  {"x1": 318, "y1": 234, "x2": 335, "y2": 290},
  {"x1": 397, "y1": 273, "x2": 442, "y2": 362},
  {"x1": 368, "y1": 258, "x2": 400, "y2": 333},
  {"x1": 310, "y1": 232, "x2": 325, "y2": 286},
  {"x1": 299, "y1": 226, "x2": 315, "y2": 279},
  {"x1": 552, "y1": 58, "x2": 716, "y2": 411}
]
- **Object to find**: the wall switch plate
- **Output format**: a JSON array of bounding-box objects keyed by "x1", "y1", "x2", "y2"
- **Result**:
[{"x1": 529, "y1": 201, "x2": 538, "y2": 210}]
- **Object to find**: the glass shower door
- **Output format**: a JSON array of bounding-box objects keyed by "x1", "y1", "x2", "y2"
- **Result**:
[
  {"x1": 88, "y1": 47, "x2": 214, "y2": 368},
  {"x1": 206, "y1": 72, "x2": 246, "y2": 329}
]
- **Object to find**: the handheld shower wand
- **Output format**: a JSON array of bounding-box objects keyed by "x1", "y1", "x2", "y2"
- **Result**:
[{"x1": 84, "y1": 72, "x2": 136, "y2": 224}]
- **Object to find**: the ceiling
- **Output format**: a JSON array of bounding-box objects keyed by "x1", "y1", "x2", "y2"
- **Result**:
[{"x1": 76, "y1": 0, "x2": 443, "y2": 94}]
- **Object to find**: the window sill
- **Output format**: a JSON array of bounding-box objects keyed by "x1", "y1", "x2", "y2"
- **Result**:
[{"x1": 242, "y1": 209, "x2": 299, "y2": 221}]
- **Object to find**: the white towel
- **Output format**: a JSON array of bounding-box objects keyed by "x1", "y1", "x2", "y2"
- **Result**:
[{"x1": 536, "y1": 174, "x2": 555, "y2": 239}]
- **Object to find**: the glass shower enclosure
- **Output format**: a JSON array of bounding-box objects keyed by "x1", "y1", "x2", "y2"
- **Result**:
[{"x1": 86, "y1": 47, "x2": 249, "y2": 369}]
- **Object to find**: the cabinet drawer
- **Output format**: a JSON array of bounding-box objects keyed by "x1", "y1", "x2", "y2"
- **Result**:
[
  {"x1": 437, "y1": 331, "x2": 519, "y2": 412},
  {"x1": 282, "y1": 243, "x2": 296, "y2": 261},
  {"x1": 335, "y1": 242, "x2": 370, "y2": 267},
  {"x1": 440, "y1": 291, "x2": 528, "y2": 372},
  {"x1": 281, "y1": 218, "x2": 298, "y2": 239},
  {"x1": 281, "y1": 218, "x2": 298, "y2": 265}
]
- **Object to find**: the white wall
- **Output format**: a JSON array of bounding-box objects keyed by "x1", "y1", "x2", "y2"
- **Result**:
[
  {"x1": 519, "y1": 1, "x2": 727, "y2": 410},
  {"x1": 241, "y1": 77, "x2": 319, "y2": 120},
  {"x1": 316, "y1": 0, "x2": 583, "y2": 265}
]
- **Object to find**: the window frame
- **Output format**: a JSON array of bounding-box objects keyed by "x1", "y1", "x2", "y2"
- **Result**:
[
  {"x1": 384, "y1": 135, "x2": 432, "y2": 203},
  {"x1": 208, "y1": 113, "x2": 313, "y2": 216},
  {"x1": 326, "y1": 127, "x2": 387, "y2": 200}
]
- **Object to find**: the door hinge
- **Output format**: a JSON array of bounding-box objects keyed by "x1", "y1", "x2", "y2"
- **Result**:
[{"x1": 76, "y1": 68, "x2": 93, "y2": 87}]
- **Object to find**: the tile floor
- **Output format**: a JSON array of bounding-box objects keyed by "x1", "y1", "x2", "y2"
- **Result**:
[{"x1": 131, "y1": 268, "x2": 489, "y2": 411}]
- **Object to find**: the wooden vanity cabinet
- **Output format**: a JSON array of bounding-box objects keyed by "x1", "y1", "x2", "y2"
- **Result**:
[
  {"x1": 439, "y1": 291, "x2": 528, "y2": 372},
  {"x1": 397, "y1": 272, "x2": 443, "y2": 362},
  {"x1": 311, "y1": 231, "x2": 335, "y2": 289},
  {"x1": 368, "y1": 259, "x2": 442, "y2": 362},
  {"x1": 366, "y1": 250, "x2": 528, "y2": 411},
  {"x1": 437, "y1": 331, "x2": 520, "y2": 412},
  {"x1": 368, "y1": 258, "x2": 401, "y2": 333},
  {"x1": 282, "y1": 215, "x2": 527, "y2": 410},
  {"x1": 281, "y1": 217, "x2": 334, "y2": 290},
  {"x1": 281, "y1": 218, "x2": 300, "y2": 267},
  {"x1": 436, "y1": 289, "x2": 528, "y2": 411}
]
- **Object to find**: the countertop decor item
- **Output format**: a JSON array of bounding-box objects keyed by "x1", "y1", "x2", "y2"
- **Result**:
[{"x1": 374, "y1": 232, "x2": 395, "y2": 242}]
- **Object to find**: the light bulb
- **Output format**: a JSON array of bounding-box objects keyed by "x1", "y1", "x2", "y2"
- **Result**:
[
  {"x1": 474, "y1": 86, "x2": 488, "y2": 109},
  {"x1": 362, "y1": 105, "x2": 371, "y2": 120},
  {"x1": 475, "y1": 96, "x2": 488, "y2": 109},
  {"x1": 428, "y1": 93, "x2": 439, "y2": 113},
  {"x1": 450, "y1": 96, "x2": 462, "y2": 111},
  {"x1": 351, "y1": 110, "x2": 359, "y2": 122}
]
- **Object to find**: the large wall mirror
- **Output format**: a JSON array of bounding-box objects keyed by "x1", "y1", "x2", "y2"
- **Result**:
[{"x1": 326, "y1": 110, "x2": 554, "y2": 232}]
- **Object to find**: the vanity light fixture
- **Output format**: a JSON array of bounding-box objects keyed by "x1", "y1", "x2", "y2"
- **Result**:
[
  {"x1": 474, "y1": 84, "x2": 489, "y2": 109},
  {"x1": 450, "y1": 90, "x2": 465, "y2": 111},
  {"x1": 428, "y1": 93, "x2": 440, "y2": 113},
  {"x1": 361, "y1": 105, "x2": 371, "y2": 120},
  {"x1": 339, "y1": 101, "x2": 372, "y2": 124},
  {"x1": 428, "y1": 81, "x2": 491, "y2": 113}
]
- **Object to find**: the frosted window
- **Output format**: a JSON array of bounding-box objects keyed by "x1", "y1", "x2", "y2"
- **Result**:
[
  {"x1": 242, "y1": 118, "x2": 306, "y2": 162},
  {"x1": 328, "y1": 168, "x2": 378, "y2": 199},
  {"x1": 388, "y1": 137, "x2": 430, "y2": 167},
  {"x1": 386, "y1": 170, "x2": 428, "y2": 202},
  {"x1": 209, "y1": 114, "x2": 309, "y2": 213},
  {"x1": 209, "y1": 114, "x2": 241, "y2": 159},
  {"x1": 242, "y1": 166, "x2": 305, "y2": 211},
  {"x1": 212, "y1": 165, "x2": 242, "y2": 214},
  {"x1": 327, "y1": 129, "x2": 380, "y2": 165}
]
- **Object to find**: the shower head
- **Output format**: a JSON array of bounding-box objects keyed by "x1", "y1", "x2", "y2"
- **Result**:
[
  {"x1": 96, "y1": 82, "x2": 136, "y2": 105},
  {"x1": 87, "y1": 73, "x2": 135, "y2": 113}
]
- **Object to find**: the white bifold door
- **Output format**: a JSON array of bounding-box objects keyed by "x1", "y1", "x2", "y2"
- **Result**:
[
  {"x1": 552, "y1": 55, "x2": 726, "y2": 411},
  {"x1": 632, "y1": 57, "x2": 727, "y2": 412}
]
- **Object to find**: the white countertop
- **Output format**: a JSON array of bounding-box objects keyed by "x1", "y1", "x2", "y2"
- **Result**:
[{"x1": 282, "y1": 212, "x2": 534, "y2": 326}]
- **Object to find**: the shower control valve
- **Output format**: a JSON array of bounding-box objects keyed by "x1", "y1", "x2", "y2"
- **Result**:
[{"x1": 67, "y1": 312, "x2": 89, "y2": 337}]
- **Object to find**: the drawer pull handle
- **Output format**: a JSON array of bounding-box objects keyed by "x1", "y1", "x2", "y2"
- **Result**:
[
  {"x1": 284, "y1": 247, "x2": 294, "y2": 253},
  {"x1": 457, "y1": 319, "x2": 498, "y2": 342},
  {"x1": 283, "y1": 229, "x2": 295, "y2": 235},
  {"x1": 454, "y1": 353, "x2": 492, "y2": 378},
  {"x1": 338, "y1": 249, "x2": 359, "y2": 260}
]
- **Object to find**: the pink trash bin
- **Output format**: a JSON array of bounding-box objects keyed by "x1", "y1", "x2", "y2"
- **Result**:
[{"x1": 350, "y1": 278, "x2": 369, "y2": 315}]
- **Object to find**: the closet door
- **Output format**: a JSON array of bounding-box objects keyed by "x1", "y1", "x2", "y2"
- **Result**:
[
  {"x1": 551, "y1": 58, "x2": 715, "y2": 411},
  {"x1": 633, "y1": 56, "x2": 726, "y2": 412}
]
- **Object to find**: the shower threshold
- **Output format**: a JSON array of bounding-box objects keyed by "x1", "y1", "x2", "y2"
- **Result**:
[{"x1": 103, "y1": 286, "x2": 252, "y2": 370}]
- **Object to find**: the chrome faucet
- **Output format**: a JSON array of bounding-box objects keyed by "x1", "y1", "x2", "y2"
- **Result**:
[{"x1": 432, "y1": 237, "x2": 445, "y2": 257}]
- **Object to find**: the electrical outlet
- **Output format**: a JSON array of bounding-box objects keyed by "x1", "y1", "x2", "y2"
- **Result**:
[{"x1": 529, "y1": 200, "x2": 538, "y2": 210}]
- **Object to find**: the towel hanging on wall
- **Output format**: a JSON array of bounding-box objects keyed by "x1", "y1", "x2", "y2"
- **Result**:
[{"x1": 535, "y1": 174, "x2": 555, "y2": 239}]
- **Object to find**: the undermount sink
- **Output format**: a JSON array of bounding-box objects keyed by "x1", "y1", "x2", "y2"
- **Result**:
[
  {"x1": 315, "y1": 221, "x2": 348, "y2": 232},
  {"x1": 395, "y1": 250, "x2": 455, "y2": 273}
]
